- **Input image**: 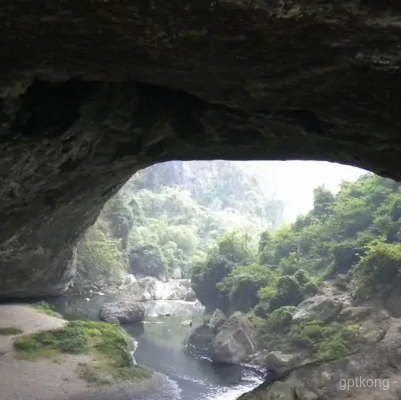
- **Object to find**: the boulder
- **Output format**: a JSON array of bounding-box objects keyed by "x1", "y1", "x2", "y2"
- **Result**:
[
  {"x1": 144, "y1": 299, "x2": 205, "y2": 317},
  {"x1": 99, "y1": 301, "x2": 145, "y2": 323},
  {"x1": 292, "y1": 296, "x2": 343, "y2": 323},
  {"x1": 133, "y1": 277, "x2": 158, "y2": 301},
  {"x1": 212, "y1": 312, "x2": 258, "y2": 364},
  {"x1": 209, "y1": 309, "x2": 227, "y2": 334},
  {"x1": 159, "y1": 281, "x2": 188, "y2": 300},
  {"x1": 186, "y1": 324, "x2": 214, "y2": 358},
  {"x1": 184, "y1": 289, "x2": 197, "y2": 302},
  {"x1": 124, "y1": 277, "x2": 189, "y2": 301}
]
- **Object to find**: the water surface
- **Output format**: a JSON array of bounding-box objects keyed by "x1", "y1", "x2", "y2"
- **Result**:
[{"x1": 50, "y1": 295, "x2": 264, "y2": 400}]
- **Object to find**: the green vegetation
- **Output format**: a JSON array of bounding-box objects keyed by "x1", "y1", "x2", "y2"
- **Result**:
[
  {"x1": 289, "y1": 320, "x2": 364, "y2": 361},
  {"x1": 33, "y1": 302, "x2": 63, "y2": 319},
  {"x1": 14, "y1": 321, "x2": 152, "y2": 385},
  {"x1": 71, "y1": 161, "x2": 401, "y2": 362},
  {"x1": 74, "y1": 161, "x2": 284, "y2": 290},
  {"x1": 190, "y1": 172, "x2": 401, "y2": 316},
  {"x1": 0, "y1": 327, "x2": 23, "y2": 335}
]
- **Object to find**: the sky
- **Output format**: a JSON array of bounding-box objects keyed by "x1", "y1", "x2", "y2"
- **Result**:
[{"x1": 250, "y1": 161, "x2": 366, "y2": 223}]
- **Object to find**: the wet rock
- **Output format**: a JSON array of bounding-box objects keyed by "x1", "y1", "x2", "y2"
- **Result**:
[
  {"x1": 99, "y1": 301, "x2": 145, "y2": 323},
  {"x1": 292, "y1": 296, "x2": 343, "y2": 323},
  {"x1": 181, "y1": 319, "x2": 193, "y2": 326},
  {"x1": 187, "y1": 324, "x2": 214, "y2": 358},
  {"x1": 212, "y1": 312, "x2": 257, "y2": 364}
]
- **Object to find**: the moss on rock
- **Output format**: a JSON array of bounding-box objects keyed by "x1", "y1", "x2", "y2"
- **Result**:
[{"x1": 13, "y1": 320, "x2": 152, "y2": 385}]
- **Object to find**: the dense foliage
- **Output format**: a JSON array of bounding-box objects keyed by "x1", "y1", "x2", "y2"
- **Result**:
[
  {"x1": 191, "y1": 172, "x2": 401, "y2": 317},
  {"x1": 75, "y1": 159, "x2": 401, "y2": 323},
  {"x1": 73, "y1": 161, "x2": 284, "y2": 290}
]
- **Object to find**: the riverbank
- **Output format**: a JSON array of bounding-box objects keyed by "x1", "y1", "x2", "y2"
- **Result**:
[{"x1": 0, "y1": 304, "x2": 173, "y2": 400}]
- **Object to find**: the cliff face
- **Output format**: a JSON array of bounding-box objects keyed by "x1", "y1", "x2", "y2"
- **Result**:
[{"x1": 1, "y1": 1, "x2": 401, "y2": 297}]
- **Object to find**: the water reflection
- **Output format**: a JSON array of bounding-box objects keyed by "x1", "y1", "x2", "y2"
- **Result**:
[{"x1": 125, "y1": 317, "x2": 263, "y2": 400}]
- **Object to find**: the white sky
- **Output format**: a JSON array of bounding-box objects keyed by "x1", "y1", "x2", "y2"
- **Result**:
[{"x1": 250, "y1": 161, "x2": 366, "y2": 222}]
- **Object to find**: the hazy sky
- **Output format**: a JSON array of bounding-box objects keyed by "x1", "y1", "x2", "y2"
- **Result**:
[{"x1": 252, "y1": 161, "x2": 366, "y2": 222}]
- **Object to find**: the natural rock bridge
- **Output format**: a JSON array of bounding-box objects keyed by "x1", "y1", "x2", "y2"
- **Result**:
[{"x1": 1, "y1": 0, "x2": 401, "y2": 297}]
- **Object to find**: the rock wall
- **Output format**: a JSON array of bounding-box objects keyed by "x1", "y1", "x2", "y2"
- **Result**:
[{"x1": 1, "y1": 1, "x2": 401, "y2": 296}]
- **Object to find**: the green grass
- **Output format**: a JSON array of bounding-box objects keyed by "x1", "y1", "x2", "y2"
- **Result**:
[
  {"x1": 33, "y1": 302, "x2": 63, "y2": 319},
  {"x1": 0, "y1": 327, "x2": 23, "y2": 335},
  {"x1": 13, "y1": 321, "x2": 153, "y2": 384}
]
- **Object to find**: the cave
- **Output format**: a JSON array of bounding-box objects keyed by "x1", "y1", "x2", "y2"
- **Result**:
[{"x1": 1, "y1": 0, "x2": 401, "y2": 297}]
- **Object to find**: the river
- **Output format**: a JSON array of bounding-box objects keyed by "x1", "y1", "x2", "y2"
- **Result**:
[{"x1": 48, "y1": 295, "x2": 264, "y2": 400}]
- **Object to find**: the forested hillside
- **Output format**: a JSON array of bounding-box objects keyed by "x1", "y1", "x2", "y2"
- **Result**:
[
  {"x1": 192, "y1": 173, "x2": 401, "y2": 315},
  {"x1": 73, "y1": 161, "x2": 284, "y2": 291},
  {"x1": 188, "y1": 172, "x2": 401, "y2": 367}
]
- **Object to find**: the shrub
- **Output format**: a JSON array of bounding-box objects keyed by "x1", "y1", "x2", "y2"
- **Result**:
[
  {"x1": 351, "y1": 242, "x2": 401, "y2": 298},
  {"x1": 267, "y1": 276, "x2": 305, "y2": 312},
  {"x1": 263, "y1": 306, "x2": 298, "y2": 332},
  {"x1": 218, "y1": 264, "x2": 272, "y2": 312},
  {"x1": 290, "y1": 320, "x2": 326, "y2": 348}
]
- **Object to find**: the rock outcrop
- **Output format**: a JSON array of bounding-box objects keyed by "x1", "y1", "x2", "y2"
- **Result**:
[
  {"x1": 1, "y1": 1, "x2": 401, "y2": 296},
  {"x1": 240, "y1": 299, "x2": 398, "y2": 400},
  {"x1": 212, "y1": 311, "x2": 258, "y2": 364},
  {"x1": 209, "y1": 309, "x2": 228, "y2": 334},
  {"x1": 99, "y1": 301, "x2": 145, "y2": 323},
  {"x1": 123, "y1": 276, "x2": 191, "y2": 302},
  {"x1": 292, "y1": 295, "x2": 344, "y2": 323}
]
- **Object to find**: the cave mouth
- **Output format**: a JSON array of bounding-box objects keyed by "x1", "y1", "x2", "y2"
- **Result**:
[{"x1": 0, "y1": 77, "x2": 399, "y2": 299}]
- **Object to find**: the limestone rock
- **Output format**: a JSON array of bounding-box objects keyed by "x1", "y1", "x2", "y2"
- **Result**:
[
  {"x1": 386, "y1": 285, "x2": 401, "y2": 317},
  {"x1": 187, "y1": 324, "x2": 214, "y2": 358},
  {"x1": 1, "y1": 1, "x2": 401, "y2": 298},
  {"x1": 172, "y1": 268, "x2": 182, "y2": 280},
  {"x1": 267, "y1": 382, "x2": 295, "y2": 400},
  {"x1": 212, "y1": 312, "x2": 257, "y2": 364},
  {"x1": 334, "y1": 274, "x2": 348, "y2": 290},
  {"x1": 265, "y1": 351, "x2": 303, "y2": 372},
  {"x1": 144, "y1": 299, "x2": 205, "y2": 317},
  {"x1": 292, "y1": 296, "x2": 343, "y2": 323},
  {"x1": 209, "y1": 309, "x2": 228, "y2": 334},
  {"x1": 99, "y1": 301, "x2": 145, "y2": 323},
  {"x1": 184, "y1": 289, "x2": 197, "y2": 302}
]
